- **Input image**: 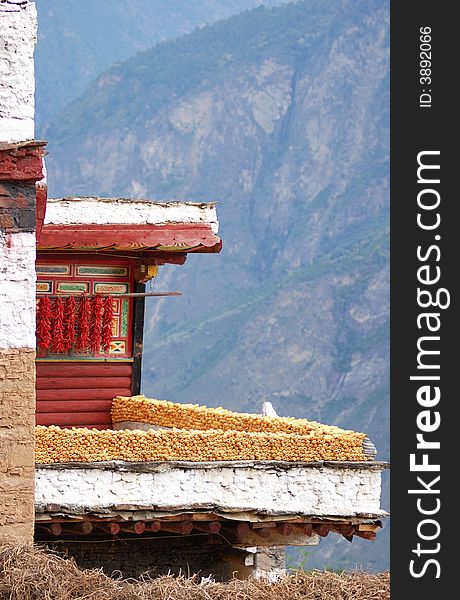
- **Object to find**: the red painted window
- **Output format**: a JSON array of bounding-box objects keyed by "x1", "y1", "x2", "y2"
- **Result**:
[{"x1": 36, "y1": 257, "x2": 134, "y2": 359}]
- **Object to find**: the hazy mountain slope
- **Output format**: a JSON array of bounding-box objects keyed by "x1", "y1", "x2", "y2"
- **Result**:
[
  {"x1": 41, "y1": 0, "x2": 389, "y2": 570},
  {"x1": 34, "y1": 0, "x2": 287, "y2": 129}
]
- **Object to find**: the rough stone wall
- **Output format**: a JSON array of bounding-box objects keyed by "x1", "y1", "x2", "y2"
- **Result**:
[
  {"x1": 47, "y1": 536, "x2": 232, "y2": 580},
  {"x1": 0, "y1": 0, "x2": 39, "y2": 543},
  {"x1": 0, "y1": 348, "x2": 35, "y2": 541},
  {"x1": 45, "y1": 536, "x2": 284, "y2": 581},
  {"x1": 35, "y1": 463, "x2": 386, "y2": 518},
  {"x1": 252, "y1": 546, "x2": 286, "y2": 580},
  {"x1": 0, "y1": 1, "x2": 36, "y2": 142}
]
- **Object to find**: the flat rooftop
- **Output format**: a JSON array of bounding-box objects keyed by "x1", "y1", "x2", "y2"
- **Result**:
[{"x1": 39, "y1": 196, "x2": 221, "y2": 252}]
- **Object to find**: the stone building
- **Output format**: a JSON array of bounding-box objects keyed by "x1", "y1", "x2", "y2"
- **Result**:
[
  {"x1": 1, "y1": 0, "x2": 388, "y2": 579},
  {"x1": 0, "y1": 0, "x2": 44, "y2": 543}
]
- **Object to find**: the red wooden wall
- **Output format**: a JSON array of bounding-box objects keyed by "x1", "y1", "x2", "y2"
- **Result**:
[{"x1": 35, "y1": 362, "x2": 133, "y2": 429}]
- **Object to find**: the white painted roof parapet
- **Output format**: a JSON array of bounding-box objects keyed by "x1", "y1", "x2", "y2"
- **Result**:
[
  {"x1": 44, "y1": 197, "x2": 219, "y2": 234},
  {"x1": 35, "y1": 461, "x2": 388, "y2": 519}
]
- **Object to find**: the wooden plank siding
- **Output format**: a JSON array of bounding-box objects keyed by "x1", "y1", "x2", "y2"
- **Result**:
[{"x1": 35, "y1": 362, "x2": 133, "y2": 428}]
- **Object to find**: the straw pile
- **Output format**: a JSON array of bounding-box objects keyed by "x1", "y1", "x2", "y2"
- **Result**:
[{"x1": 0, "y1": 545, "x2": 390, "y2": 600}]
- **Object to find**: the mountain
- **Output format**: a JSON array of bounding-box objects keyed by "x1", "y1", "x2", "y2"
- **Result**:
[
  {"x1": 40, "y1": 0, "x2": 390, "y2": 570},
  {"x1": 34, "y1": 0, "x2": 287, "y2": 129}
]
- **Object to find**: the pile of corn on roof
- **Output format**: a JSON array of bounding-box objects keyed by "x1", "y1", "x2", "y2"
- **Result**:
[{"x1": 35, "y1": 395, "x2": 374, "y2": 464}]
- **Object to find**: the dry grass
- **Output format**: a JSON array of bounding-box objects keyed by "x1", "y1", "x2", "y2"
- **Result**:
[{"x1": 0, "y1": 545, "x2": 390, "y2": 600}]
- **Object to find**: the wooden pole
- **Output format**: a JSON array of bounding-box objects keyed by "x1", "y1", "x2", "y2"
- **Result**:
[
  {"x1": 355, "y1": 530, "x2": 376, "y2": 541},
  {"x1": 121, "y1": 521, "x2": 146, "y2": 534},
  {"x1": 236, "y1": 522, "x2": 250, "y2": 540},
  {"x1": 314, "y1": 524, "x2": 329, "y2": 537},
  {"x1": 193, "y1": 521, "x2": 222, "y2": 534},
  {"x1": 50, "y1": 523, "x2": 62, "y2": 536},
  {"x1": 77, "y1": 522, "x2": 93, "y2": 535},
  {"x1": 108, "y1": 522, "x2": 121, "y2": 535},
  {"x1": 279, "y1": 523, "x2": 294, "y2": 536},
  {"x1": 148, "y1": 521, "x2": 162, "y2": 533},
  {"x1": 36, "y1": 291, "x2": 182, "y2": 298},
  {"x1": 161, "y1": 521, "x2": 193, "y2": 535}
]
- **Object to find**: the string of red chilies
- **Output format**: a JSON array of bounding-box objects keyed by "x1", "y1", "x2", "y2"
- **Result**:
[
  {"x1": 51, "y1": 297, "x2": 66, "y2": 353},
  {"x1": 63, "y1": 295, "x2": 77, "y2": 348},
  {"x1": 36, "y1": 296, "x2": 52, "y2": 349},
  {"x1": 90, "y1": 295, "x2": 103, "y2": 353},
  {"x1": 36, "y1": 295, "x2": 114, "y2": 354},
  {"x1": 101, "y1": 295, "x2": 114, "y2": 353}
]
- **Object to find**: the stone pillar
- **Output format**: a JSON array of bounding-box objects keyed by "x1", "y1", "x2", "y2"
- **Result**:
[
  {"x1": 0, "y1": 0, "x2": 41, "y2": 544},
  {"x1": 223, "y1": 546, "x2": 286, "y2": 580}
]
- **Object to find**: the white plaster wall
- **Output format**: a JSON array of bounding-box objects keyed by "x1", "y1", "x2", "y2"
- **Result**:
[
  {"x1": 35, "y1": 464, "x2": 385, "y2": 517},
  {"x1": 0, "y1": 1, "x2": 36, "y2": 142},
  {"x1": 0, "y1": 231, "x2": 36, "y2": 349},
  {"x1": 44, "y1": 198, "x2": 219, "y2": 234}
]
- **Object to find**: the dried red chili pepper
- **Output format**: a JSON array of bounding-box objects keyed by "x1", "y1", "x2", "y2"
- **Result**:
[
  {"x1": 101, "y1": 295, "x2": 114, "y2": 353},
  {"x1": 90, "y1": 294, "x2": 104, "y2": 353},
  {"x1": 36, "y1": 296, "x2": 52, "y2": 350},
  {"x1": 51, "y1": 297, "x2": 66, "y2": 353},
  {"x1": 63, "y1": 295, "x2": 77, "y2": 350}
]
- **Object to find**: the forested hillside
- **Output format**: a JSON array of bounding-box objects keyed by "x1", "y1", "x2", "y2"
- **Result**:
[{"x1": 34, "y1": 0, "x2": 287, "y2": 128}]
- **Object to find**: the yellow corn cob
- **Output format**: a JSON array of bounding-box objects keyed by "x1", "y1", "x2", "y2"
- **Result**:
[
  {"x1": 111, "y1": 395, "x2": 356, "y2": 437},
  {"x1": 35, "y1": 424, "x2": 367, "y2": 464}
]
